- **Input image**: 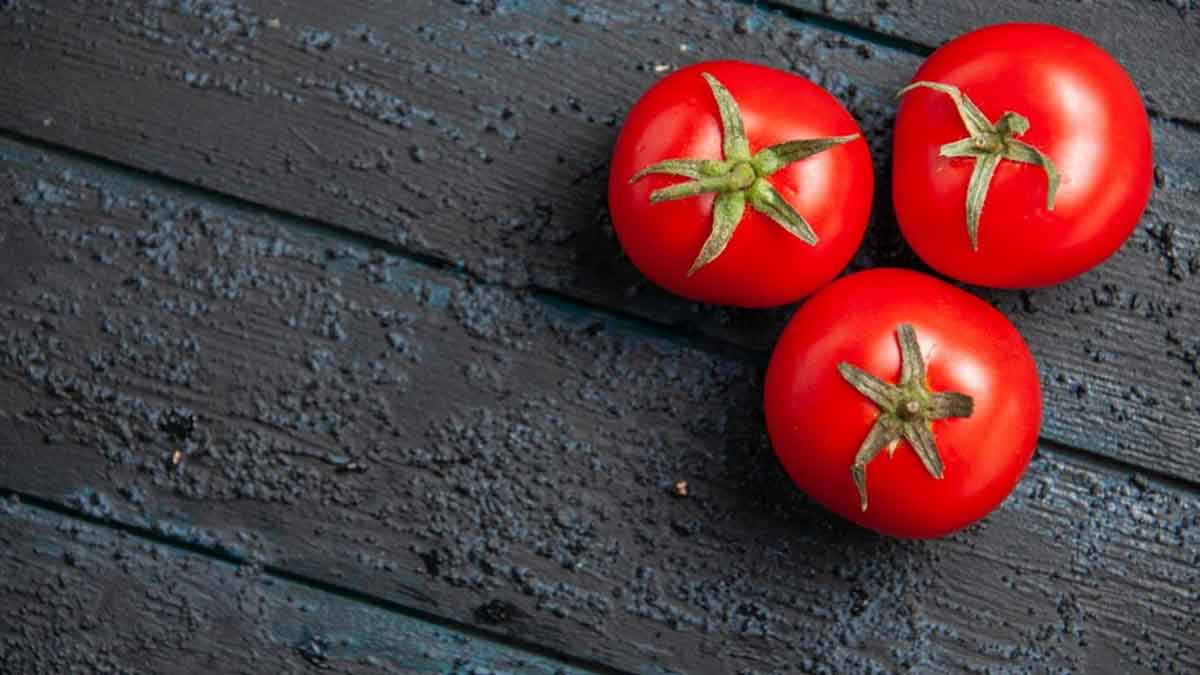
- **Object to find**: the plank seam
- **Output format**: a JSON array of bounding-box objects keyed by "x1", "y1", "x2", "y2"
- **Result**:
[
  {"x1": 0, "y1": 486, "x2": 629, "y2": 675},
  {"x1": 725, "y1": 0, "x2": 1200, "y2": 131},
  {"x1": 1, "y1": 129, "x2": 1197, "y2": 495},
  {"x1": 1038, "y1": 437, "x2": 1200, "y2": 497},
  {"x1": 725, "y1": 0, "x2": 934, "y2": 56}
]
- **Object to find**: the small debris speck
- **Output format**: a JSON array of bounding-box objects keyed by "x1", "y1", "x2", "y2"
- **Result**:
[
  {"x1": 299, "y1": 28, "x2": 336, "y2": 52},
  {"x1": 475, "y1": 598, "x2": 521, "y2": 625}
]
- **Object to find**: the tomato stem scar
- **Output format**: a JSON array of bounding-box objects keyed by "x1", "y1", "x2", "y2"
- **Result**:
[
  {"x1": 897, "y1": 80, "x2": 1059, "y2": 251},
  {"x1": 629, "y1": 72, "x2": 860, "y2": 276},
  {"x1": 836, "y1": 324, "x2": 974, "y2": 512}
]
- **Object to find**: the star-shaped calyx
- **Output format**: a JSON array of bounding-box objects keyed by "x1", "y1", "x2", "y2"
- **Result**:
[
  {"x1": 836, "y1": 325, "x2": 974, "y2": 511},
  {"x1": 898, "y1": 81, "x2": 1060, "y2": 251},
  {"x1": 630, "y1": 73, "x2": 859, "y2": 276}
]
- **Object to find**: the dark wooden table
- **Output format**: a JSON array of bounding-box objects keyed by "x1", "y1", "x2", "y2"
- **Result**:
[{"x1": 1, "y1": 1, "x2": 1197, "y2": 673}]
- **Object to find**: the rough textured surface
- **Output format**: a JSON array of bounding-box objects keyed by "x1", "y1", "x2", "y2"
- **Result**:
[
  {"x1": 0, "y1": 499, "x2": 589, "y2": 674},
  {"x1": 778, "y1": 0, "x2": 1200, "y2": 124},
  {"x1": 1, "y1": 1, "x2": 1199, "y2": 672},
  {"x1": 0, "y1": 0, "x2": 1197, "y2": 480},
  {"x1": 0, "y1": 139, "x2": 1197, "y2": 673}
]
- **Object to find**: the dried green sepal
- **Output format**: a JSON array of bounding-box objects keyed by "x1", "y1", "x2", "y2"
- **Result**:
[
  {"x1": 838, "y1": 324, "x2": 975, "y2": 511},
  {"x1": 899, "y1": 80, "x2": 1060, "y2": 251},
  {"x1": 630, "y1": 72, "x2": 860, "y2": 275}
]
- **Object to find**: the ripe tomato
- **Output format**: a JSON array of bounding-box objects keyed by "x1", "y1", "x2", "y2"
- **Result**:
[
  {"x1": 764, "y1": 269, "x2": 1041, "y2": 538},
  {"x1": 892, "y1": 23, "x2": 1152, "y2": 288},
  {"x1": 608, "y1": 60, "x2": 873, "y2": 307}
]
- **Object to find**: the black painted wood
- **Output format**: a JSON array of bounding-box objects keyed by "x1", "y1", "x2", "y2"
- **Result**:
[
  {"x1": 0, "y1": 498, "x2": 591, "y2": 674},
  {"x1": 776, "y1": 0, "x2": 1200, "y2": 124},
  {"x1": 0, "y1": 138, "x2": 1196, "y2": 673},
  {"x1": 0, "y1": 0, "x2": 1197, "y2": 481}
]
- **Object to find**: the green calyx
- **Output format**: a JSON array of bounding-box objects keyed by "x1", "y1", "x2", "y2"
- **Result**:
[
  {"x1": 898, "y1": 81, "x2": 1060, "y2": 251},
  {"x1": 836, "y1": 325, "x2": 974, "y2": 512},
  {"x1": 630, "y1": 72, "x2": 859, "y2": 277}
]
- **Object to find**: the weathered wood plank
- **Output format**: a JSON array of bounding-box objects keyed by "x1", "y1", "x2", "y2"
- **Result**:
[
  {"x1": 1, "y1": 0, "x2": 1198, "y2": 482},
  {"x1": 0, "y1": 140, "x2": 1196, "y2": 673},
  {"x1": 0, "y1": 499, "x2": 592, "y2": 674},
  {"x1": 776, "y1": 0, "x2": 1200, "y2": 124}
]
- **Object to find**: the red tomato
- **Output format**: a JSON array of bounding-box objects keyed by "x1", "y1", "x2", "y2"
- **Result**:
[
  {"x1": 764, "y1": 269, "x2": 1041, "y2": 538},
  {"x1": 608, "y1": 61, "x2": 873, "y2": 307},
  {"x1": 893, "y1": 23, "x2": 1152, "y2": 288}
]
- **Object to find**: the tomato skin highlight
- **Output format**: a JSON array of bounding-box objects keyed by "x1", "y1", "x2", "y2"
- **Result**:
[
  {"x1": 608, "y1": 60, "x2": 873, "y2": 307},
  {"x1": 764, "y1": 269, "x2": 1042, "y2": 538},
  {"x1": 893, "y1": 23, "x2": 1152, "y2": 288}
]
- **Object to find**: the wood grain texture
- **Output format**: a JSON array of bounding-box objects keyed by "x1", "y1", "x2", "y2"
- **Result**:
[
  {"x1": 0, "y1": 140, "x2": 1196, "y2": 673},
  {"x1": 0, "y1": 0, "x2": 1197, "y2": 482},
  {"x1": 0, "y1": 499, "x2": 589, "y2": 674},
  {"x1": 2, "y1": 0, "x2": 1200, "y2": 482},
  {"x1": 778, "y1": 0, "x2": 1200, "y2": 124}
]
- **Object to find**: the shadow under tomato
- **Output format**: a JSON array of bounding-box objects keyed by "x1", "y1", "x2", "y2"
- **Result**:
[
  {"x1": 685, "y1": 388, "x2": 944, "y2": 651},
  {"x1": 686, "y1": 365, "x2": 895, "y2": 551}
]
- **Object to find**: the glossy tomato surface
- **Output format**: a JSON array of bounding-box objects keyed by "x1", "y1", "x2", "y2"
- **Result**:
[
  {"x1": 893, "y1": 24, "x2": 1152, "y2": 288},
  {"x1": 609, "y1": 61, "x2": 873, "y2": 307},
  {"x1": 764, "y1": 269, "x2": 1041, "y2": 538}
]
